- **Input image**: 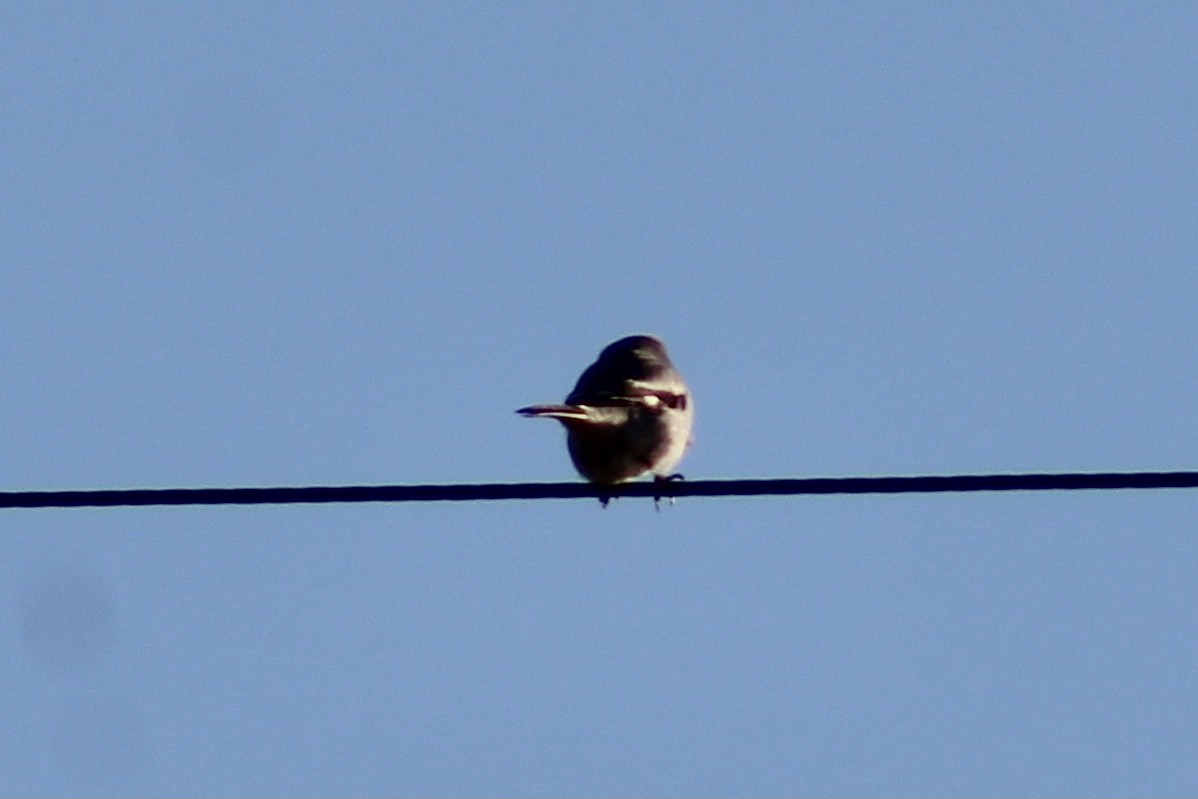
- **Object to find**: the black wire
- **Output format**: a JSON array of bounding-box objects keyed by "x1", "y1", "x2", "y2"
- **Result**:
[{"x1": 3, "y1": 470, "x2": 1198, "y2": 509}]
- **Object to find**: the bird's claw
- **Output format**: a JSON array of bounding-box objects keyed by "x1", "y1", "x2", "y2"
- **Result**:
[{"x1": 653, "y1": 473, "x2": 685, "y2": 510}]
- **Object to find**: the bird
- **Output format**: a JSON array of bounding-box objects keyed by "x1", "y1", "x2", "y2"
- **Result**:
[{"x1": 516, "y1": 335, "x2": 694, "y2": 505}]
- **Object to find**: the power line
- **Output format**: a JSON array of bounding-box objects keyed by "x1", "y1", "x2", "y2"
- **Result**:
[{"x1": 3, "y1": 470, "x2": 1198, "y2": 509}]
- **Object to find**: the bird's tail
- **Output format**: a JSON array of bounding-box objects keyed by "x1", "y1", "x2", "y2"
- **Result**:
[{"x1": 515, "y1": 404, "x2": 590, "y2": 421}]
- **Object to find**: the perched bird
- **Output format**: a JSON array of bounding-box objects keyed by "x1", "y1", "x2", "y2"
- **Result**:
[{"x1": 517, "y1": 335, "x2": 694, "y2": 504}]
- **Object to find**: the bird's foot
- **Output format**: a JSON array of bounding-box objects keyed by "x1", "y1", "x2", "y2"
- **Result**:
[{"x1": 653, "y1": 473, "x2": 685, "y2": 511}]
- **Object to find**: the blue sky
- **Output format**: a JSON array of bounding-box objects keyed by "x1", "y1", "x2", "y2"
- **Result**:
[{"x1": 3, "y1": 3, "x2": 1197, "y2": 795}]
